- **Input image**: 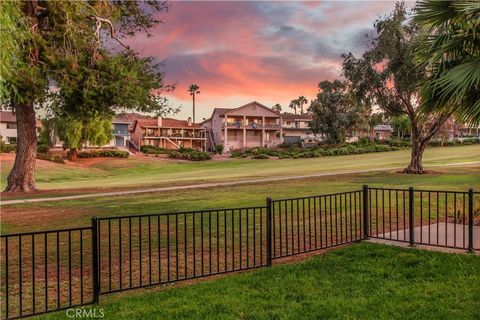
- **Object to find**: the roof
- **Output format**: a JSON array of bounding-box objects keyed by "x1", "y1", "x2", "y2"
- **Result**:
[
  {"x1": 0, "y1": 111, "x2": 41, "y2": 128},
  {"x1": 373, "y1": 124, "x2": 393, "y2": 131},
  {"x1": 207, "y1": 101, "x2": 281, "y2": 120},
  {"x1": 0, "y1": 111, "x2": 17, "y2": 123},
  {"x1": 282, "y1": 113, "x2": 313, "y2": 121},
  {"x1": 212, "y1": 108, "x2": 232, "y2": 117}
]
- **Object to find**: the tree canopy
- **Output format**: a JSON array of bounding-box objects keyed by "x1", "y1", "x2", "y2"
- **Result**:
[
  {"x1": 342, "y1": 2, "x2": 451, "y2": 173},
  {"x1": 414, "y1": 0, "x2": 480, "y2": 124},
  {"x1": 1, "y1": 1, "x2": 171, "y2": 192},
  {"x1": 310, "y1": 80, "x2": 367, "y2": 145}
]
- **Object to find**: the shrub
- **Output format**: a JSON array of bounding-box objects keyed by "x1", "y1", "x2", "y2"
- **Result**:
[
  {"x1": 36, "y1": 153, "x2": 65, "y2": 164},
  {"x1": 252, "y1": 153, "x2": 269, "y2": 159},
  {"x1": 169, "y1": 148, "x2": 211, "y2": 161},
  {"x1": 141, "y1": 145, "x2": 169, "y2": 154},
  {"x1": 0, "y1": 141, "x2": 16, "y2": 153},
  {"x1": 214, "y1": 144, "x2": 224, "y2": 154},
  {"x1": 37, "y1": 144, "x2": 49, "y2": 153},
  {"x1": 78, "y1": 150, "x2": 129, "y2": 158}
]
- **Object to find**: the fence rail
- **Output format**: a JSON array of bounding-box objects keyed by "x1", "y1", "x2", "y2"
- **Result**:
[{"x1": 1, "y1": 186, "x2": 477, "y2": 319}]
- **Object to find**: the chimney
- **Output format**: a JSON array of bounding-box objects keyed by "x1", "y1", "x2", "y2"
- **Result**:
[
  {"x1": 187, "y1": 117, "x2": 192, "y2": 126},
  {"x1": 157, "y1": 116, "x2": 162, "y2": 127}
]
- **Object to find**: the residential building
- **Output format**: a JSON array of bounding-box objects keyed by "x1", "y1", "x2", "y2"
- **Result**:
[
  {"x1": 373, "y1": 124, "x2": 393, "y2": 140},
  {"x1": 0, "y1": 111, "x2": 41, "y2": 144},
  {"x1": 130, "y1": 117, "x2": 206, "y2": 151},
  {"x1": 281, "y1": 113, "x2": 316, "y2": 144},
  {"x1": 202, "y1": 101, "x2": 283, "y2": 152}
]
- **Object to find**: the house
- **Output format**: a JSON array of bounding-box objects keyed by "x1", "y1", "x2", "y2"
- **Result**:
[
  {"x1": 110, "y1": 119, "x2": 131, "y2": 147},
  {"x1": 373, "y1": 124, "x2": 393, "y2": 140},
  {"x1": 202, "y1": 101, "x2": 283, "y2": 152},
  {"x1": 0, "y1": 110, "x2": 41, "y2": 144},
  {"x1": 281, "y1": 113, "x2": 316, "y2": 144},
  {"x1": 130, "y1": 117, "x2": 206, "y2": 151}
]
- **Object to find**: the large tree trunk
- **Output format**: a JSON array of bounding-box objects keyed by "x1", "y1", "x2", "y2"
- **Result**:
[
  {"x1": 403, "y1": 114, "x2": 450, "y2": 174},
  {"x1": 404, "y1": 136, "x2": 426, "y2": 174},
  {"x1": 4, "y1": 102, "x2": 38, "y2": 192}
]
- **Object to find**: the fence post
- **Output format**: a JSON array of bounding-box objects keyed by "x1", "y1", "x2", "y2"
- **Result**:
[
  {"x1": 91, "y1": 217, "x2": 100, "y2": 304},
  {"x1": 363, "y1": 185, "x2": 369, "y2": 240},
  {"x1": 468, "y1": 188, "x2": 474, "y2": 253},
  {"x1": 408, "y1": 187, "x2": 415, "y2": 247},
  {"x1": 266, "y1": 197, "x2": 273, "y2": 266}
]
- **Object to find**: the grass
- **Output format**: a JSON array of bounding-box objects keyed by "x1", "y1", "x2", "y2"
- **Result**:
[
  {"x1": 38, "y1": 243, "x2": 480, "y2": 320},
  {"x1": 1, "y1": 145, "x2": 479, "y2": 193},
  {"x1": 2, "y1": 165, "x2": 479, "y2": 234}
]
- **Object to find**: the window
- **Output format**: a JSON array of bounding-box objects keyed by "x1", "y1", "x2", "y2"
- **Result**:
[
  {"x1": 7, "y1": 137, "x2": 17, "y2": 144},
  {"x1": 6, "y1": 123, "x2": 17, "y2": 129}
]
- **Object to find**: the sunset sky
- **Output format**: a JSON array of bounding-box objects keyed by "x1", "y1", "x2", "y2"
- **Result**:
[{"x1": 128, "y1": 1, "x2": 400, "y2": 121}]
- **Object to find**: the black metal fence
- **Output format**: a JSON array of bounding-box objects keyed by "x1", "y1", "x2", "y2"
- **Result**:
[
  {"x1": 366, "y1": 187, "x2": 478, "y2": 252},
  {"x1": 1, "y1": 187, "x2": 477, "y2": 319},
  {"x1": 0, "y1": 227, "x2": 94, "y2": 319}
]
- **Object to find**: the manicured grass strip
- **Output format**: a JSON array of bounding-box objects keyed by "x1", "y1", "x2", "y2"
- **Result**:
[
  {"x1": 38, "y1": 243, "x2": 480, "y2": 320},
  {"x1": 2, "y1": 145, "x2": 479, "y2": 191}
]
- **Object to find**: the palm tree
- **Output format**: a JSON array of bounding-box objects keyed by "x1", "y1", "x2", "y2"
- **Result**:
[
  {"x1": 289, "y1": 99, "x2": 298, "y2": 115},
  {"x1": 188, "y1": 84, "x2": 200, "y2": 123},
  {"x1": 271, "y1": 103, "x2": 282, "y2": 113},
  {"x1": 414, "y1": 0, "x2": 480, "y2": 124},
  {"x1": 297, "y1": 96, "x2": 308, "y2": 114}
]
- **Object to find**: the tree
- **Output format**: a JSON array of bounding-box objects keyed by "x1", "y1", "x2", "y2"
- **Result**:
[
  {"x1": 390, "y1": 115, "x2": 411, "y2": 139},
  {"x1": 271, "y1": 103, "x2": 282, "y2": 113},
  {"x1": 1, "y1": 1, "x2": 170, "y2": 192},
  {"x1": 289, "y1": 99, "x2": 298, "y2": 114},
  {"x1": 342, "y1": 3, "x2": 450, "y2": 174},
  {"x1": 188, "y1": 84, "x2": 200, "y2": 123},
  {"x1": 0, "y1": 1, "x2": 26, "y2": 101},
  {"x1": 54, "y1": 116, "x2": 113, "y2": 161},
  {"x1": 414, "y1": 0, "x2": 480, "y2": 124},
  {"x1": 310, "y1": 80, "x2": 366, "y2": 145},
  {"x1": 297, "y1": 96, "x2": 308, "y2": 114}
]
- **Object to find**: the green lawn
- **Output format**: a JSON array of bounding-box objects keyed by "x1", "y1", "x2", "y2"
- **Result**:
[
  {"x1": 2, "y1": 164, "x2": 479, "y2": 233},
  {"x1": 1, "y1": 145, "x2": 479, "y2": 193},
  {"x1": 38, "y1": 243, "x2": 480, "y2": 320}
]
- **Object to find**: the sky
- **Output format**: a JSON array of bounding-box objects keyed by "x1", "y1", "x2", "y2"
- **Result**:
[{"x1": 127, "y1": 1, "x2": 400, "y2": 121}]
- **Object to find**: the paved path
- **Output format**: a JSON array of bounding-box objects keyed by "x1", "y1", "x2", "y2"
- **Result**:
[
  {"x1": 374, "y1": 222, "x2": 480, "y2": 252},
  {"x1": 2, "y1": 161, "x2": 479, "y2": 206}
]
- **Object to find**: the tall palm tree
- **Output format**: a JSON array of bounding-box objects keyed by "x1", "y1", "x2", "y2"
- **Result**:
[
  {"x1": 289, "y1": 99, "x2": 298, "y2": 114},
  {"x1": 415, "y1": 0, "x2": 480, "y2": 124},
  {"x1": 188, "y1": 84, "x2": 200, "y2": 123},
  {"x1": 271, "y1": 103, "x2": 282, "y2": 113},
  {"x1": 297, "y1": 96, "x2": 308, "y2": 114}
]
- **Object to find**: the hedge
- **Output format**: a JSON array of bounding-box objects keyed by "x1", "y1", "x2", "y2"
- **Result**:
[
  {"x1": 169, "y1": 148, "x2": 211, "y2": 161},
  {"x1": 78, "y1": 150, "x2": 129, "y2": 158},
  {"x1": 36, "y1": 153, "x2": 65, "y2": 164}
]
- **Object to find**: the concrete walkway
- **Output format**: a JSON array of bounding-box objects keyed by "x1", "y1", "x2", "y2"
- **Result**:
[
  {"x1": 2, "y1": 161, "x2": 479, "y2": 206},
  {"x1": 371, "y1": 222, "x2": 480, "y2": 254}
]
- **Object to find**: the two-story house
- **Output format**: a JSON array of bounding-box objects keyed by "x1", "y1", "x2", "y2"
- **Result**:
[
  {"x1": 202, "y1": 101, "x2": 283, "y2": 152},
  {"x1": 0, "y1": 111, "x2": 41, "y2": 144},
  {"x1": 130, "y1": 117, "x2": 206, "y2": 151},
  {"x1": 281, "y1": 113, "x2": 315, "y2": 144}
]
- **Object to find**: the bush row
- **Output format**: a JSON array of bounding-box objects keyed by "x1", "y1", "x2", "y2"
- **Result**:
[
  {"x1": 0, "y1": 142, "x2": 16, "y2": 153},
  {"x1": 78, "y1": 150, "x2": 129, "y2": 158},
  {"x1": 36, "y1": 153, "x2": 65, "y2": 164},
  {"x1": 231, "y1": 143, "x2": 400, "y2": 159},
  {"x1": 140, "y1": 145, "x2": 171, "y2": 154},
  {"x1": 169, "y1": 148, "x2": 211, "y2": 161}
]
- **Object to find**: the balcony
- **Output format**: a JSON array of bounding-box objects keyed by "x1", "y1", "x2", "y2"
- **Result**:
[{"x1": 113, "y1": 130, "x2": 129, "y2": 136}]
